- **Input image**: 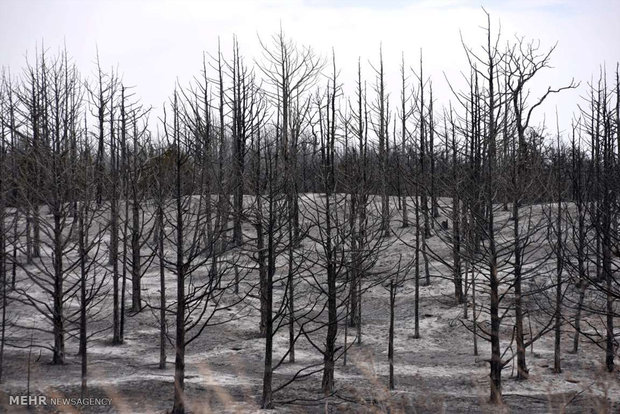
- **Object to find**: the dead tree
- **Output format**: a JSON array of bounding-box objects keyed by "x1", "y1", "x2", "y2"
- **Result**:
[
  {"x1": 504, "y1": 37, "x2": 577, "y2": 378},
  {"x1": 10, "y1": 48, "x2": 92, "y2": 364},
  {"x1": 86, "y1": 61, "x2": 123, "y2": 344},
  {"x1": 370, "y1": 46, "x2": 391, "y2": 238},
  {"x1": 166, "y1": 80, "x2": 250, "y2": 413},
  {"x1": 257, "y1": 30, "x2": 322, "y2": 361},
  {"x1": 74, "y1": 137, "x2": 108, "y2": 396}
]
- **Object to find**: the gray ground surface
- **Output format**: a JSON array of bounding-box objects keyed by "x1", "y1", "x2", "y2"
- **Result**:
[{"x1": 0, "y1": 197, "x2": 618, "y2": 413}]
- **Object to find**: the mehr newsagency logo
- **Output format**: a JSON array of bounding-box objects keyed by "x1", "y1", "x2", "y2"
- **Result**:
[{"x1": 9, "y1": 394, "x2": 112, "y2": 407}]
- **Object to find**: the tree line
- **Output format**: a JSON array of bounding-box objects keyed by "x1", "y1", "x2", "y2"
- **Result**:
[{"x1": 0, "y1": 13, "x2": 618, "y2": 412}]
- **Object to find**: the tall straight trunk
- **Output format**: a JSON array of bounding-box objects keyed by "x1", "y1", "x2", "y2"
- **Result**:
[
  {"x1": 261, "y1": 159, "x2": 275, "y2": 409},
  {"x1": 29, "y1": 108, "x2": 41, "y2": 258},
  {"x1": 120, "y1": 180, "x2": 127, "y2": 343},
  {"x1": 158, "y1": 202, "x2": 166, "y2": 370},
  {"x1": 418, "y1": 59, "x2": 431, "y2": 285},
  {"x1": 29, "y1": 67, "x2": 41, "y2": 259},
  {"x1": 345, "y1": 126, "x2": 356, "y2": 329},
  {"x1": 172, "y1": 219, "x2": 186, "y2": 413},
  {"x1": 471, "y1": 263, "x2": 478, "y2": 356},
  {"x1": 513, "y1": 197, "x2": 527, "y2": 378},
  {"x1": 322, "y1": 212, "x2": 337, "y2": 395},
  {"x1": 52, "y1": 212, "x2": 65, "y2": 364},
  {"x1": 322, "y1": 59, "x2": 338, "y2": 395},
  {"x1": 358, "y1": 63, "x2": 369, "y2": 345},
  {"x1": 572, "y1": 138, "x2": 587, "y2": 354},
  {"x1": 356, "y1": 186, "x2": 366, "y2": 342},
  {"x1": 9, "y1": 89, "x2": 17, "y2": 289},
  {"x1": 131, "y1": 191, "x2": 141, "y2": 312},
  {"x1": 110, "y1": 193, "x2": 119, "y2": 344},
  {"x1": 388, "y1": 280, "x2": 395, "y2": 390},
  {"x1": 261, "y1": 267, "x2": 273, "y2": 408},
  {"x1": 130, "y1": 105, "x2": 141, "y2": 313},
  {"x1": 172, "y1": 93, "x2": 186, "y2": 414},
  {"x1": 463, "y1": 263, "x2": 469, "y2": 319},
  {"x1": 554, "y1": 149, "x2": 563, "y2": 374},
  {"x1": 232, "y1": 39, "x2": 245, "y2": 247},
  {"x1": 287, "y1": 221, "x2": 295, "y2": 363},
  {"x1": 350, "y1": 61, "x2": 365, "y2": 328},
  {"x1": 512, "y1": 127, "x2": 527, "y2": 379},
  {"x1": 451, "y1": 117, "x2": 463, "y2": 304},
  {"x1": 200, "y1": 54, "x2": 213, "y2": 261},
  {"x1": 485, "y1": 21, "x2": 502, "y2": 403},
  {"x1": 120, "y1": 87, "x2": 128, "y2": 342},
  {"x1": 489, "y1": 240, "x2": 501, "y2": 402},
  {"x1": 285, "y1": 80, "x2": 298, "y2": 357},
  {"x1": 25, "y1": 205, "x2": 32, "y2": 264},
  {"x1": 110, "y1": 89, "x2": 121, "y2": 345},
  {"x1": 357, "y1": 275, "x2": 362, "y2": 344},
  {"x1": 378, "y1": 48, "x2": 390, "y2": 238},
  {"x1": 356, "y1": 191, "x2": 365, "y2": 344},
  {"x1": 462, "y1": 198, "x2": 470, "y2": 319},
  {"x1": 214, "y1": 39, "x2": 228, "y2": 260},
  {"x1": 11, "y1": 205, "x2": 17, "y2": 289},
  {"x1": 414, "y1": 185, "x2": 420, "y2": 339},
  {"x1": 256, "y1": 130, "x2": 268, "y2": 337},
  {"x1": 429, "y1": 86, "x2": 438, "y2": 220},
  {"x1": 400, "y1": 58, "x2": 409, "y2": 228},
  {"x1": 348, "y1": 194, "x2": 358, "y2": 327},
  {"x1": 79, "y1": 204, "x2": 88, "y2": 395},
  {"x1": 96, "y1": 64, "x2": 106, "y2": 206},
  {"x1": 602, "y1": 102, "x2": 615, "y2": 374},
  {"x1": 419, "y1": 54, "x2": 430, "y2": 240},
  {"x1": 604, "y1": 241, "x2": 614, "y2": 372},
  {"x1": 489, "y1": 234, "x2": 501, "y2": 402},
  {"x1": 257, "y1": 222, "x2": 267, "y2": 335}
]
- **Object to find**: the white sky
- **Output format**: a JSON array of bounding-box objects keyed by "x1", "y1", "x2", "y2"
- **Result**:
[{"x1": 1, "y1": 0, "x2": 619, "y2": 133}]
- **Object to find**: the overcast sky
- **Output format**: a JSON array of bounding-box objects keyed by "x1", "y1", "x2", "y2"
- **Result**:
[{"x1": 1, "y1": 0, "x2": 619, "y2": 132}]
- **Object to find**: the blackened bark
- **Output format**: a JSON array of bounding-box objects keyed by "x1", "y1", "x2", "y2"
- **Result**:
[
  {"x1": 172, "y1": 93, "x2": 186, "y2": 414},
  {"x1": 388, "y1": 280, "x2": 395, "y2": 390}
]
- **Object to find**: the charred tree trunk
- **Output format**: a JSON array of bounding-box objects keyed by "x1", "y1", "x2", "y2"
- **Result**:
[
  {"x1": 388, "y1": 279, "x2": 395, "y2": 390},
  {"x1": 172, "y1": 92, "x2": 186, "y2": 414},
  {"x1": 158, "y1": 199, "x2": 166, "y2": 370}
]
